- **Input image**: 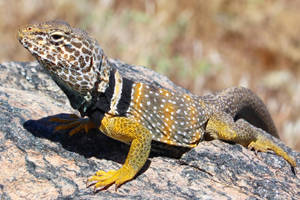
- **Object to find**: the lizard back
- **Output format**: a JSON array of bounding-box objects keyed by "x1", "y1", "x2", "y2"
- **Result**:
[{"x1": 126, "y1": 82, "x2": 208, "y2": 147}]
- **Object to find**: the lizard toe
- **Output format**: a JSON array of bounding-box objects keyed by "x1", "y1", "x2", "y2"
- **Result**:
[{"x1": 87, "y1": 167, "x2": 136, "y2": 190}]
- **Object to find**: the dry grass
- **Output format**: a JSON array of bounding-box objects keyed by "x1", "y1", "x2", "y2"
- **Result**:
[{"x1": 1, "y1": 0, "x2": 300, "y2": 150}]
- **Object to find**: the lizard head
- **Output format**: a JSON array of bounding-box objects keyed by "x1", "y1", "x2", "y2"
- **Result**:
[{"x1": 18, "y1": 20, "x2": 111, "y2": 112}]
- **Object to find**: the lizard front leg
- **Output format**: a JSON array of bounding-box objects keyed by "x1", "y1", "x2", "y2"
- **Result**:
[
  {"x1": 49, "y1": 114, "x2": 97, "y2": 136},
  {"x1": 87, "y1": 115, "x2": 152, "y2": 190},
  {"x1": 206, "y1": 113, "x2": 296, "y2": 168}
]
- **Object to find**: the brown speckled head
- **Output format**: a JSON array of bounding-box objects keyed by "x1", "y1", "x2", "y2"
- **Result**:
[
  {"x1": 18, "y1": 20, "x2": 105, "y2": 95},
  {"x1": 18, "y1": 20, "x2": 113, "y2": 111}
]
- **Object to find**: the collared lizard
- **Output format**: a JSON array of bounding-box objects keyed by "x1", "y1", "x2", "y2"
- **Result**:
[{"x1": 17, "y1": 20, "x2": 296, "y2": 191}]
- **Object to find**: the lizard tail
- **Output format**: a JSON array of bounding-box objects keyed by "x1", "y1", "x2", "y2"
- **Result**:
[{"x1": 215, "y1": 87, "x2": 279, "y2": 138}]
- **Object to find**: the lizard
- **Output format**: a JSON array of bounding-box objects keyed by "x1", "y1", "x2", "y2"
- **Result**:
[{"x1": 17, "y1": 20, "x2": 296, "y2": 191}]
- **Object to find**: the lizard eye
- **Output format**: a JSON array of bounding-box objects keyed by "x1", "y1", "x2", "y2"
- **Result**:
[{"x1": 50, "y1": 31, "x2": 64, "y2": 43}]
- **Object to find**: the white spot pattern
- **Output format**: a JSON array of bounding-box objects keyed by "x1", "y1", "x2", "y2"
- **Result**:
[{"x1": 127, "y1": 83, "x2": 207, "y2": 147}]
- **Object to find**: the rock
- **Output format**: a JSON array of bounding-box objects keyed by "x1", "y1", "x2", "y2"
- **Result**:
[{"x1": 0, "y1": 61, "x2": 299, "y2": 199}]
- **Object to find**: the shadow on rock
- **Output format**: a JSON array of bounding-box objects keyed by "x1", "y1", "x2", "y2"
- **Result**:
[
  {"x1": 23, "y1": 113, "x2": 129, "y2": 163},
  {"x1": 23, "y1": 113, "x2": 190, "y2": 160}
]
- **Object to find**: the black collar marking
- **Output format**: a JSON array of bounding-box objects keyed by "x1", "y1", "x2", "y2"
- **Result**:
[
  {"x1": 84, "y1": 68, "x2": 115, "y2": 127},
  {"x1": 84, "y1": 69, "x2": 133, "y2": 127},
  {"x1": 116, "y1": 77, "x2": 133, "y2": 116}
]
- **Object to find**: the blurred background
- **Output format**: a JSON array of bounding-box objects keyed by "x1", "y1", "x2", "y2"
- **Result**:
[{"x1": 0, "y1": 0, "x2": 299, "y2": 150}]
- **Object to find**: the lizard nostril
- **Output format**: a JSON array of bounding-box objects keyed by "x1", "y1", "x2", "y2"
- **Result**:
[{"x1": 27, "y1": 27, "x2": 32, "y2": 31}]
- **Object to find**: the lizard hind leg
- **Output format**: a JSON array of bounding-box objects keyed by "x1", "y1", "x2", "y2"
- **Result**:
[
  {"x1": 49, "y1": 114, "x2": 96, "y2": 136},
  {"x1": 206, "y1": 113, "x2": 296, "y2": 168},
  {"x1": 248, "y1": 133, "x2": 296, "y2": 168}
]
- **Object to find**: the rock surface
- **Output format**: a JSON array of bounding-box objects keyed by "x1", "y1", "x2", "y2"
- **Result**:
[{"x1": 0, "y1": 61, "x2": 299, "y2": 200}]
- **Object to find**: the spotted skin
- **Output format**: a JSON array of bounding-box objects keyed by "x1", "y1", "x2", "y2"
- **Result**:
[
  {"x1": 18, "y1": 21, "x2": 296, "y2": 191},
  {"x1": 18, "y1": 21, "x2": 102, "y2": 94},
  {"x1": 127, "y1": 83, "x2": 206, "y2": 147}
]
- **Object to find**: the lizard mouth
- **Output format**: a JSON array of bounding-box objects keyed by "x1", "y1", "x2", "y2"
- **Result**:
[
  {"x1": 17, "y1": 29, "x2": 26, "y2": 46},
  {"x1": 17, "y1": 27, "x2": 34, "y2": 50}
]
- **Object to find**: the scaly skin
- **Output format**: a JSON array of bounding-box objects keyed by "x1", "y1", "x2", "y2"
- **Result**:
[{"x1": 17, "y1": 20, "x2": 296, "y2": 191}]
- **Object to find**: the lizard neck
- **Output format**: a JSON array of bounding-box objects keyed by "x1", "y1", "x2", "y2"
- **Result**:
[
  {"x1": 48, "y1": 53, "x2": 109, "y2": 115},
  {"x1": 49, "y1": 71, "x2": 92, "y2": 112},
  {"x1": 80, "y1": 59, "x2": 134, "y2": 124}
]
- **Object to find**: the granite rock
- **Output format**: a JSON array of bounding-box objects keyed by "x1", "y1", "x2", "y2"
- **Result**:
[{"x1": 0, "y1": 61, "x2": 299, "y2": 200}]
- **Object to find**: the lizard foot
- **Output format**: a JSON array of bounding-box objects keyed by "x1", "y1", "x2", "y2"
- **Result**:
[
  {"x1": 248, "y1": 136, "x2": 296, "y2": 168},
  {"x1": 87, "y1": 166, "x2": 136, "y2": 191},
  {"x1": 49, "y1": 114, "x2": 96, "y2": 136}
]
